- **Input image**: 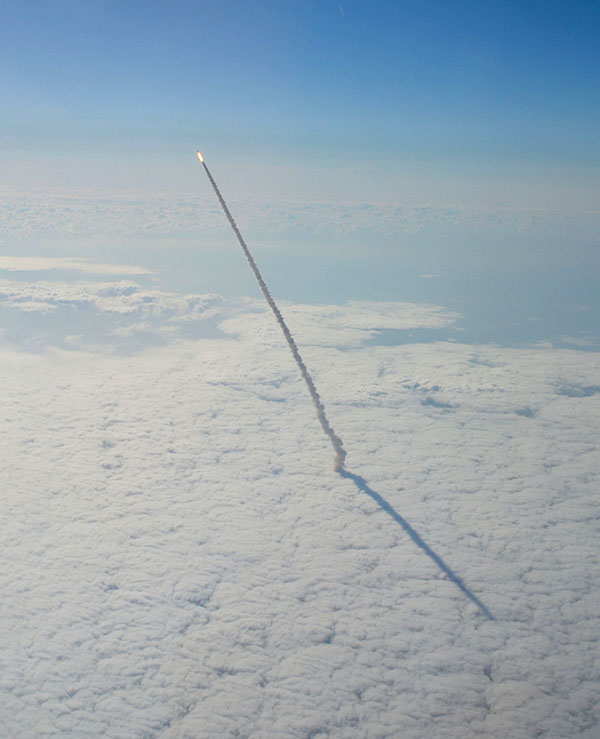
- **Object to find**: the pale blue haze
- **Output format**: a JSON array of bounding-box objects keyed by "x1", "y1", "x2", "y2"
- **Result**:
[{"x1": 1, "y1": 0, "x2": 599, "y2": 347}]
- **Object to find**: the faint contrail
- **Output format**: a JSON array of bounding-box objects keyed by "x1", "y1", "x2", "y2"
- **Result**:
[{"x1": 197, "y1": 151, "x2": 347, "y2": 471}]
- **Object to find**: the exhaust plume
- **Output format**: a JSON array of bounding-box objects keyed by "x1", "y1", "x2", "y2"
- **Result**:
[
  {"x1": 196, "y1": 151, "x2": 491, "y2": 618},
  {"x1": 197, "y1": 152, "x2": 346, "y2": 472}
]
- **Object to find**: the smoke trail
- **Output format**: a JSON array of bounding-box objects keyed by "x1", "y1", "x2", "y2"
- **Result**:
[
  {"x1": 197, "y1": 152, "x2": 492, "y2": 618},
  {"x1": 198, "y1": 153, "x2": 346, "y2": 472}
]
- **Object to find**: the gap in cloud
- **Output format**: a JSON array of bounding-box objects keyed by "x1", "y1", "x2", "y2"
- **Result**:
[
  {"x1": 557, "y1": 383, "x2": 600, "y2": 398},
  {"x1": 2, "y1": 237, "x2": 599, "y2": 352}
]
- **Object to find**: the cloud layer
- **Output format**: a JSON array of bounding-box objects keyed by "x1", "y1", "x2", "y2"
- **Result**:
[
  {"x1": 1, "y1": 283, "x2": 598, "y2": 737},
  {"x1": 2, "y1": 191, "x2": 597, "y2": 243},
  {"x1": 0, "y1": 275, "x2": 458, "y2": 351}
]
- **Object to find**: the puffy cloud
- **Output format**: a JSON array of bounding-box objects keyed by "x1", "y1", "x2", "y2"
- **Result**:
[
  {"x1": 0, "y1": 278, "x2": 227, "y2": 350},
  {"x1": 0, "y1": 278, "x2": 220, "y2": 317},
  {"x1": 1, "y1": 286, "x2": 598, "y2": 737},
  {"x1": 0, "y1": 277, "x2": 458, "y2": 352},
  {"x1": 220, "y1": 299, "x2": 459, "y2": 348}
]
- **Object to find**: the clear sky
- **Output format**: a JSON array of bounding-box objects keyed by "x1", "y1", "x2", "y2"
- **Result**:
[
  {"x1": 1, "y1": 0, "x2": 599, "y2": 346},
  {"x1": 3, "y1": 0, "x2": 599, "y2": 164}
]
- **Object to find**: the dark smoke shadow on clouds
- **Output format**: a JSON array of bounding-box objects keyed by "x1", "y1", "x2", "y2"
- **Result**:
[{"x1": 339, "y1": 468, "x2": 494, "y2": 620}]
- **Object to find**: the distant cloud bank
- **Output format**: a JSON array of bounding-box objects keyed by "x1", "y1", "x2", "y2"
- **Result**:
[
  {"x1": 0, "y1": 256, "x2": 153, "y2": 275},
  {"x1": 1, "y1": 192, "x2": 597, "y2": 243}
]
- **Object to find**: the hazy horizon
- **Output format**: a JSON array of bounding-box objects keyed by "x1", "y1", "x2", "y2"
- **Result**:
[{"x1": 2, "y1": 2, "x2": 599, "y2": 737}]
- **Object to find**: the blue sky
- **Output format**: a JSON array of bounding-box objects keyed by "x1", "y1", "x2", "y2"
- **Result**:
[
  {"x1": 1, "y1": 0, "x2": 599, "y2": 347},
  {"x1": 3, "y1": 0, "x2": 599, "y2": 164}
]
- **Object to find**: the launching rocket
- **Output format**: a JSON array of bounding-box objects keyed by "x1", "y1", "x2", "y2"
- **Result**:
[{"x1": 196, "y1": 149, "x2": 347, "y2": 472}]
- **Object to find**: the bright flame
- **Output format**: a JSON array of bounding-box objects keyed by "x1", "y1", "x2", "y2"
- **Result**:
[{"x1": 196, "y1": 151, "x2": 204, "y2": 162}]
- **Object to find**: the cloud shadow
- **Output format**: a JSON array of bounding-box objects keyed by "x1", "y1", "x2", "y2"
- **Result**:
[{"x1": 339, "y1": 468, "x2": 494, "y2": 620}]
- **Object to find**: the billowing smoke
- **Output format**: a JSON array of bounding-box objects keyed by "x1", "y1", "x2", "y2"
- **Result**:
[{"x1": 199, "y1": 154, "x2": 346, "y2": 472}]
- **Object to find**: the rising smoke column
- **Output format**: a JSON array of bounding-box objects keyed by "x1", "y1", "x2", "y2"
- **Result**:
[{"x1": 197, "y1": 151, "x2": 346, "y2": 472}]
